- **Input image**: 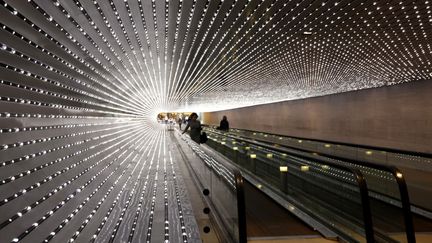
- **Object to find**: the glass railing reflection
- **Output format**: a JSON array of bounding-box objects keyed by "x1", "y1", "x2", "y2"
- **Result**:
[
  {"x1": 204, "y1": 127, "x2": 417, "y2": 243},
  {"x1": 179, "y1": 134, "x2": 246, "y2": 243}
]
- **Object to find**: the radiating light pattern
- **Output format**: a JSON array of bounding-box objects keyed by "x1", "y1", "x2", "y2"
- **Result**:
[
  {"x1": 2, "y1": 0, "x2": 431, "y2": 113},
  {"x1": 0, "y1": 0, "x2": 431, "y2": 242}
]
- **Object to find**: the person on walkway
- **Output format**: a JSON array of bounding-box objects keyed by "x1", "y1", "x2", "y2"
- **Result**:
[
  {"x1": 182, "y1": 112, "x2": 201, "y2": 143},
  {"x1": 218, "y1": 115, "x2": 229, "y2": 131},
  {"x1": 178, "y1": 117, "x2": 182, "y2": 130}
]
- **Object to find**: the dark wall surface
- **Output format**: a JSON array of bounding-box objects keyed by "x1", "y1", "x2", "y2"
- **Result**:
[{"x1": 203, "y1": 80, "x2": 432, "y2": 154}]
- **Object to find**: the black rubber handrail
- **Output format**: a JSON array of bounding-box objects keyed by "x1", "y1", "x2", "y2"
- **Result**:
[
  {"x1": 234, "y1": 171, "x2": 247, "y2": 243},
  {"x1": 206, "y1": 127, "x2": 416, "y2": 243},
  {"x1": 205, "y1": 129, "x2": 375, "y2": 242},
  {"x1": 204, "y1": 124, "x2": 432, "y2": 158}
]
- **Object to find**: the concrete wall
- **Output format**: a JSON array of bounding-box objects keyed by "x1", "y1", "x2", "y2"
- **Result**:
[{"x1": 202, "y1": 80, "x2": 432, "y2": 154}]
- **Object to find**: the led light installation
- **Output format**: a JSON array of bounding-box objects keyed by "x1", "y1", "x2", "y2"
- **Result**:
[
  {"x1": 0, "y1": 0, "x2": 431, "y2": 242},
  {"x1": 2, "y1": 0, "x2": 431, "y2": 112}
]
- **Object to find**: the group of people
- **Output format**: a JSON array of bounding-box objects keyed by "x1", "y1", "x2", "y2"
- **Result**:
[{"x1": 181, "y1": 113, "x2": 229, "y2": 144}]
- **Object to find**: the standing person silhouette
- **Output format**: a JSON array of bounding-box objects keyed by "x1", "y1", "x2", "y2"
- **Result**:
[
  {"x1": 218, "y1": 115, "x2": 229, "y2": 131},
  {"x1": 178, "y1": 117, "x2": 182, "y2": 130},
  {"x1": 182, "y1": 113, "x2": 201, "y2": 143}
]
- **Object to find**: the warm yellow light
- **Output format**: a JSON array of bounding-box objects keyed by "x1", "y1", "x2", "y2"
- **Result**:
[
  {"x1": 365, "y1": 151, "x2": 373, "y2": 155},
  {"x1": 245, "y1": 147, "x2": 250, "y2": 150},
  {"x1": 279, "y1": 166, "x2": 288, "y2": 172},
  {"x1": 396, "y1": 172, "x2": 403, "y2": 178},
  {"x1": 324, "y1": 144, "x2": 331, "y2": 148},
  {"x1": 264, "y1": 134, "x2": 268, "y2": 137},
  {"x1": 221, "y1": 142, "x2": 226, "y2": 145},
  {"x1": 233, "y1": 147, "x2": 238, "y2": 150},
  {"x1": 257, "y1": 184, "x2": 262, "y2": 189},
  {"x1": 301, "y1": 165, "x2": 309, "y2": 171},
  {"x1": 282, "y1": 153, "x2": 287, "y2": 156},
  {"x1": 298, "y1": 140, "x2": 303, "y2": 143},
  {"x1": 250, "y1": 154, "x2": 257, "y2": 159},
  {"x1": 232, "y1": 141, "x2": 236, "y2": 144},
  {"x1": 253, "y1": 133, "x2": 256, "y2": 135},
  {"x1": 279, "y1": 137, "x2": 283, "y2": 140},
  {"x1": 322, "y1": 165, "x2": 330, "y2": 169},
  {"x1": 266, "y1": 153, "x2": 273, "y2": 158}
]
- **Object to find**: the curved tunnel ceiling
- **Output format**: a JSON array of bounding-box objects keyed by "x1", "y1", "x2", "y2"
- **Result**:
[
  {"x1": 0, "y1": 1, "x2": 431, "y2": 242},
  {"x1": 1, "y1": 0, "x2": 431, "y2": 114}
]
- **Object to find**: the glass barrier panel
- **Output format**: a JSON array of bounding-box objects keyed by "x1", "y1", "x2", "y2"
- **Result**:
[
  {"x1": 182, "y1": 138, "x2": 241, "y2": 242},
  {"x1": 205, "y1": 129, "x2": 372, "y2": 242}
]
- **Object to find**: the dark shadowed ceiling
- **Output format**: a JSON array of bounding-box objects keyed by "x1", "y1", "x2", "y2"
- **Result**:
[{"x1": 1, "y1": 0, "x2": 431, "y2": 115}]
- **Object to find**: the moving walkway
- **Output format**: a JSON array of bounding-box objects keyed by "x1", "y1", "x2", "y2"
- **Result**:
[{"x1": 178, "y1": 125, "x2": 432, "y2": 242}]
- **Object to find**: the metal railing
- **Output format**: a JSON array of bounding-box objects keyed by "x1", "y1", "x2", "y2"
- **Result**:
[{"x1": 204, "y1": 126, "x2": 417, "y2": 243}]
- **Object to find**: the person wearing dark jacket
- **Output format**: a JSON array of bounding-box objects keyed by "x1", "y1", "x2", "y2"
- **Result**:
[
  {"x1": 218, "y1": 115, "x2": 229, "y2": 131},
  {"x1": 182, "y1": 113, "x2": 201, "y2": 143}
]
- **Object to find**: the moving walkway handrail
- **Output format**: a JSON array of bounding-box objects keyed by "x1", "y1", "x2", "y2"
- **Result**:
[
  {"x1": 205, "y1": 129, "x2": 375, "y2": 242},
  {"x1": 205, "y1": 127, "x2": 419, "y2": 243},
  {"x1": 216, "y1": 125, "x2": 432, "y2": 158},
  {"x1": 207, "y1": 127, "x2": 416, "y2": 243},
  {"x1": 234, "y1": 171, "x2": 247, "y2": 243},
  {"x1": 178, "y1": 132, "x2": 247, "y2": 243}
]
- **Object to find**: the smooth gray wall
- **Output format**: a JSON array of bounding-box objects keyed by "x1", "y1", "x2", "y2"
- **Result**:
[{"x1": 203, "y1": 80, "x2": 432, "y2": 154}]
